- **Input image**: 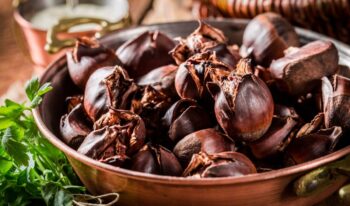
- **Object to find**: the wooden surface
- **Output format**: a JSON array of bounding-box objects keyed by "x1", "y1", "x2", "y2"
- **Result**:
[{"x1": 0, "y1": 0, "x2": 193, "y2": 102}]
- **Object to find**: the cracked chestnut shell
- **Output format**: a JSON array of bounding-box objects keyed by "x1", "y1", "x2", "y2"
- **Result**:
[
  {"x1": 241, "y1": 12, "x2": 300, "y2": 67},
  {"x1": 175, "y1": 52, "x2": 232, "y2": 101},
  {"x1": 77, "y1": 109, "x2": 146, "y2": 165},
  {"x1": 269, "y1": 40, "x2": 338, "y2": 96},
  {"x1": 284, "y1": 126, "x2": 342, "y2": 166},
  {"x1": 173, "y1": 128, "x2": 236, "y2": 167},
  {"x1": 60, "y1": 103, "x2": 92, "y2": 149},
  {"x1": 322, "y1": 72, "x2": 350, "y2": 131},
  {"x1": 171, "y1": 21, "x2": 240, "y2": 67},
  {"x1": 137, "y1": 64, "x2": 178, "y2": 98},
  {"x1": 208, "y1": 59, "x2": 274, "y2": 142},
  {"x1": 67, "y1": 37, "x2": 120, "y2": 89},
  {"x1": 183, "y1": 152, "x2": 257, "y2": 178},
  {"x1": 83, "y1": 66, "x2": 138, "y2": 122},
  {"x1": 130, "y1": 144, "x2": 183, "y2": 176},
  {"x1": 162, "y1": 99, "x2": 214, "y2": 143},
  {"x1": 249, "y1": 105, "x2": 299, "y2": 159},
  {"x1": 116, "y1": 31, "x2": 175, "y2": 78}
]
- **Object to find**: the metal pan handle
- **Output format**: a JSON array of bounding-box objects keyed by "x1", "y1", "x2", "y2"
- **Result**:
[{"x1": 45, "y1": 15, "x2": 131, "y2": 54}]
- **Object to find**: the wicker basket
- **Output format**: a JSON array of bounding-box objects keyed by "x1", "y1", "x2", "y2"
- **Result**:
[{"x1": 193, "y1": 0, "x2": 350, "y2": 44}]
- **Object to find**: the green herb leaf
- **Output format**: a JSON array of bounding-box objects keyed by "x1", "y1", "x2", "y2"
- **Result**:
[
  {"x1": 54, "y1": 189, "x2": 73, "y2": 206},
  {"x1": 37, "y1": 83, "x2": 53, "y2": 97},
  {"x1": 1, "y1": 128, "x2": 29, "y2": 166},
  {"x1": 25, "y1": 78, "x2": 40, "y2": 101}
]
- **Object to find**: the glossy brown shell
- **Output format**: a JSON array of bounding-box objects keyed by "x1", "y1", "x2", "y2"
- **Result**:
[{"x1": 34, "y1": 20, "x2": 350, "y2": 206}]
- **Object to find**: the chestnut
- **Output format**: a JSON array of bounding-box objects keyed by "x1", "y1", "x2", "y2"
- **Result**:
[
  {"x1": 116, "y1": 31, "x2": 175, "y2": 78},
  {"x1": 208, "y1": 59, "x2": 274, "y2": 142},
  {"x1": 241, "y1": 12, "x2": 300, "y2": 67},
  {"x1": 65, "y1": 95, "x2": 83, "y2": 112},
  {"x1": 269, "y1": 40, "x2": 338, "y2": 96},
  {"x1": 183, "y1": 151, "x2": 257, "y2": 178},
  {"x1": 284, "y1": 126, "x2": 342, "y2": 166},
  {"x1": 173, "y1": 128, "x2": 236, "y2": 167},
  {"x1": 60, "y1": 103, "x2": 92, "y2": 149},
  {"x1": 83, "y1": 66, "x2": 138, "y2": 122},
  {"x1": 78, "y1": 108, "x2": 146, "y2": 163},
  {"x1": 162, "y1": 99, "x2": 214, "y2": 143},
  {"x1": 322, "y1": 73, "x2": 350, "y2": 131},
  {"x1": 67, "y1": 37, "x2": 120, "y2": 89},
  {"x1": 130, "y1": 143, "x2": 183, "y2": 176},
  {"x1": 175, "y1": 52, "x2": 232, "y2": 101},
  {"x1": 137, "y1": 64, "x2": 178, "y2": 98},
  {"x1": 249, "y1": 105, "x2": 299, "y2": 159},
  {"x1": 171, "y1": 21, "x2": 240, "y2": 66}
]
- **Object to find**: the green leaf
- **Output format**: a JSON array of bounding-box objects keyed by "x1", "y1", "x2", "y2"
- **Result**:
[
  {"x1": 0, "y1": 117, "x2": 14, "y2": 130},
  {"x1": 25, "y1": 78, "x2": 40, "y2": 101},
  {"x1": 0, "y1": 104, "x2": 24, "y2": 118},
  {"x1": 1, "y1": 127, "x2": 29, "y2": 166},
  {"x1": 37, "y1": 83, "x2": 53, "y2": 97},
  {"x1": 0, "y1": 158, "x2": 13, "y2": 174},
  {"x1": 30, "y1": 96, "x2": 43, "y2": 108},
  {"x1": 54, "y1": 189, "x2": 73, "y2": 206}
]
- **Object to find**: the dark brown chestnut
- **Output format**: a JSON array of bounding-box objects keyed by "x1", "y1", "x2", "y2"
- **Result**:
[
  {"x1": 66, "y1": 95, "x2": 83, "y2": 113},
  {"x1": 183, "y1": 152, "x2": 257, "y2": 178},
  {"x1": 208, "y1": 59, "x2": 274, "y2": 142},
  {"x1": 175, "y1": 52, "x2": 232, "y2": 101},
  {"x1": 67, "y1": 37, "x2": 120, "y2": 89},
  {"x1": 284, "y1": 126, "x2": 342, "y2": 166},
  {"x1": 249, "y1": 106, "x2": 299, "y2": 159},
  {"x1": 162, "y1": 99, "x2": 214, "y2": 143},
  {"x1": 137, "y1": 64, "x2": 178, "y2": 98},
  {"x1": 269, "y1": 40, "x2": 338, "y2": 96},
  {"x1": 83, "y1": 66, "x2": 138, "y2": 122},
  {"x1": 78, "y1": 108, "x2": 145, "y2": 166},
  {"x1": 130, "y1": 144, "x2": 183, "y2": 176},
  {"x1": 116, "y1": 31, "x2": 175, "y2": 78},
  {"x1": 60, "y1": 103, "x2": 92, "y2": 149},
  {"x1": 173, "y1": 128, "x2": 236, "y2": 167},
  {"x1": 322, "y1": 73, "x2": 350, "y2": 131},
  {"x1": 241, "y1": 12, "x2": 300, "y2": 67}
]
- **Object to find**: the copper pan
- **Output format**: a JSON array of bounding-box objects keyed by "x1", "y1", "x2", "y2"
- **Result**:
[
  {"x1": 33, "y1": 19, "x2": 350, "y2": 206},
  {"x1": 13, "y1": 0, "x2": 130, "y2": 67}
]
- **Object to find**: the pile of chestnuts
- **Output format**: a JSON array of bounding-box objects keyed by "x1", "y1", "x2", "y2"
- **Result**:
[{"x1": 60, "y1": 12, "x2": 349, "y2": 178}]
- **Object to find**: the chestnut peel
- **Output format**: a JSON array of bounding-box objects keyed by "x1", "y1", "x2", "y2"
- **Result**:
[
  {"x1": 269, "y1": 40, "x2": 338, "y2": 96},
  {"x1": 209, "y1": 59, "x2": 274, "y2": 142},
  {"x1": 241, "y1": 12, "x2": 299, "y2": 67},
  {"x1": 322, "y1": 75, "x2": 350, "y2": 130},
  {"x1": 78, "y1": 109, "x2": 146, "y2": 163},
  {"x1": 173, "y1": 128, "x2": 236, "y2": 166},
  {"x1": 67, "y1": 37, "x2": 120, "y2": 89},
  {"x1": 131, "y1": 144, "x2": 183, "y2": 176},
  {"x1": 284, "y1": 126, "x2": 342, "y2": 166},
  {"x1": 175, "y1": 52, "x2": 232, "y2": 100},
  {"x1": 116, "y1": 31, "x2": 175, "y2": 78},
  {"x1": 162, "y1": 99, "x2": 214, "y2": 143},
  {"x1": 60, "y1": 103, "x2": 92, "y2": 149},
  {"x1": 183, "y1": 152, "x2": 257, "y2": 178}
]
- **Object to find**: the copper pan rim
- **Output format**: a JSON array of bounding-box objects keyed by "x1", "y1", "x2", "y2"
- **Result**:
[{"x1": 33, "y1": 19, "x2": 350, "y2": 186}]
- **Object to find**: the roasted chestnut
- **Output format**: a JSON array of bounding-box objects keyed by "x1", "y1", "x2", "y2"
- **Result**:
[
  {"x1": 322, "y1": 73, "x2": 350, "y2": 131},
  {"x1": 67, "y1": 37, "x2": 120, "y2": 89},
  {"x1": 116, "y1": 31, "x2": 175, "y2": 78},
  {"x1": 175, "y1": 52, "x2": 232, "y2": 100},
  {"x1": 83, "y1": 66, "x2": 138, "y2": 122},
  {"x1": 137, "y1": 64, "x2": 178, "y2": 98},
  {"x1": 249, "y1": 105, "x2": 299, "y2": 159},
  {"x1": 183, "y1": 151, "x2": 257, "y2": 178},
  {"x1": 162, "y1": 99, "x2": 214, "y2": 143},
  {"x1": 60, "y1": 103, "x2": 92, "y2": 149},
  {"x1": 269, "y1": 40, "x2": 338, "y2": 96},
  {"x1": 241, "y1": 12, "x2": 300, "y2": 67},
  {"x1": 209, "y1": 59, "x2": 274, "y2": 142},
  {"x1": 284, "y1": 126, "x2": 342, "y2": 166},
  {"x1": 130, "y1": 143, "x2": 183, "y2": 176},
  {"x1": 173, "y1": 128, "x2": 236, "y2": 166},
  {"x1": 78, "y1": 109, "x2": 146, "y2": 164}
]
